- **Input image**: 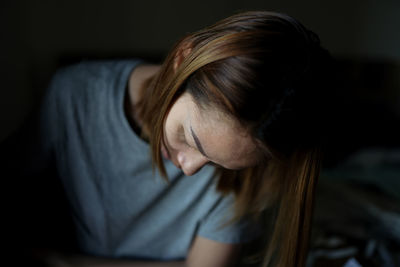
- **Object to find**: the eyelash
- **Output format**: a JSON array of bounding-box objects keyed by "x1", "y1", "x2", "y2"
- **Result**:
[{"x1": 178, "y1": 127, "x2": 216, "y2": 165}]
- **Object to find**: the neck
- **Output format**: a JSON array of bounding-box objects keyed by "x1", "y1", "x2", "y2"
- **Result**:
[{"x1": 125, "y1": 63, "x2": 161, "y2": 137}]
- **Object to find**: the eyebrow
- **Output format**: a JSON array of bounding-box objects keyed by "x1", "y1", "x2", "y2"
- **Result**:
[{"x1": 190, "y1": 126, "x2": 209, "y2": 158}]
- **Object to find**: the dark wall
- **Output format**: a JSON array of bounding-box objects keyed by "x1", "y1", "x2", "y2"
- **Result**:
[{"x1": 1, "y1": 0, "x2": 400, "y2": 142}]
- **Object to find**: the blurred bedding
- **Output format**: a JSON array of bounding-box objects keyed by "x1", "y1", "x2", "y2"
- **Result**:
[{"x1": 309, "y1": 148, "x2": 400, "y2": 267}]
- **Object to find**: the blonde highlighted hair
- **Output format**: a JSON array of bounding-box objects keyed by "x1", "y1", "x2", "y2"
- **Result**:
[{"x1": 137, "y1": 11, "x2": 331, "y2": 267}]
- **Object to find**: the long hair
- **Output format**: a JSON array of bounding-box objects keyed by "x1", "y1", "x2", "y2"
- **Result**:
[{"x1": 137, "y1": 11, "x2": 332, "y2": 267}]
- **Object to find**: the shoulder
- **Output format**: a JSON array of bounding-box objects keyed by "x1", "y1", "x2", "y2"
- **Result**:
[
  {"x1": 45, "y1": 59, "x2": 142, "y2": 105},
  {"x1": 50, "y1": 59, "x2": 142, "y2": 92}
]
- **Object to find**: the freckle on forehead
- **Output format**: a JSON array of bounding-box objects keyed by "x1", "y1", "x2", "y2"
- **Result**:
[{"x1": 187, "y1": 94, "x2": 258, "y2": 168}]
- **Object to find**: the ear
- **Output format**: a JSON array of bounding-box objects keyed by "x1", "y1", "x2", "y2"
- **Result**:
[{"x1": 173, "y1": 42, "x2": 193, "y2": 72}]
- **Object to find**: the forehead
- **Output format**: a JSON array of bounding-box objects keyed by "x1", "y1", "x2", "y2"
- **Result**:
[{"x1": 184, "y1": 94, "x2": 260, "y2": 169}]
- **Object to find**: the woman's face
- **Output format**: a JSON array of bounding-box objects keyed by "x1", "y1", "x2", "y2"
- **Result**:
[{"x1": 162, "y1": 92, "x2": 260, "y2": 176}]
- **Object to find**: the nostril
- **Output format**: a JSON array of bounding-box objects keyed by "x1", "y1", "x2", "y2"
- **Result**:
[
  {"x1": 178, "y1": 152, "x2": 208, "y2": 176},
  {"x1": 183, "y1": 165, "x2": 204, "y2": 176}
]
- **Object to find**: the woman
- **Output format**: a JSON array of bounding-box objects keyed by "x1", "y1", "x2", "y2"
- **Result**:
[{"x1": 2, "y1": 11, "x2": 332, "y2": 267}]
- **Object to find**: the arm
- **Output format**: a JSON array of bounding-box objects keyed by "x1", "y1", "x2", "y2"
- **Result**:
[
  {"x1": 37, "y1": 236, "x2": 241, "y2": 267},
  {"x1": 187, "y1": 236, "x2": 242, "y2": 267}
]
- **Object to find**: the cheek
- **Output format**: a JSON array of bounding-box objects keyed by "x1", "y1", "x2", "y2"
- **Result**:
[
  {"x1": 163, "y1": 120, "x2": 174, "y2": 147},
  {"x1": 163, "y1": 102, "x2": 188, "y2": 152},
  {"x1": 163, "y1": 120, "x2": 181, "y2": 151}
]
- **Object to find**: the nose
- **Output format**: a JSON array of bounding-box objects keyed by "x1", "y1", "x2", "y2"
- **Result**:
[{"x1": 176, "y1": 150, "x2": 209, "y2": 176}]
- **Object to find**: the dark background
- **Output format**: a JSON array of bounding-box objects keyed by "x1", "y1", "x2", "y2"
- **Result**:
[{"x1": 1, "y1": 0, "x2": 400, "y2": 156}]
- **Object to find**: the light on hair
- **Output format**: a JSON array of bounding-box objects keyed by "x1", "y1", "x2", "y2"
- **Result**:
[{"x1": 136, "y1": 11, "x2": 331, "y2": 267}]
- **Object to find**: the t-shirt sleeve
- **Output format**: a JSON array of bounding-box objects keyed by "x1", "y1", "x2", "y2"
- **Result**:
[{"x1": 197, "y1": 194, "x2": 262, "y2": 244}]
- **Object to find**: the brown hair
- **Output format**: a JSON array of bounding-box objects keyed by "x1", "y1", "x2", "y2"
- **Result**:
[{"x1": 137, "y1": 11, "x2": 331, "y2": 267}]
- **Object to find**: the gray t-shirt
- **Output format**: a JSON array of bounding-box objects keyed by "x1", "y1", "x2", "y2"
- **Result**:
[{"x1": 35, "y1": 60, "x2": 257, "y2": 260}]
